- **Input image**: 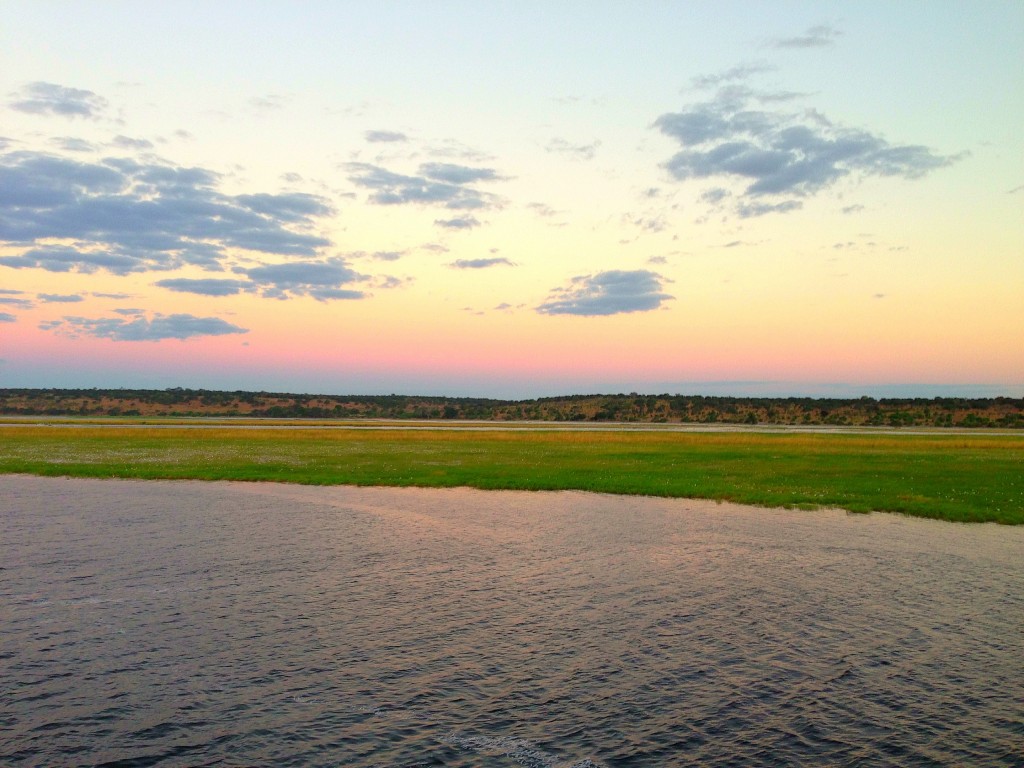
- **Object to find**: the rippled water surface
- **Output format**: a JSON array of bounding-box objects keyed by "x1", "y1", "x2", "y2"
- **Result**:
[{"x1": 2, "y1": 476, "x2": 1022, "y2": 767}]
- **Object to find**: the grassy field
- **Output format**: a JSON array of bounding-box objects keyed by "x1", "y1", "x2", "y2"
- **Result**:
[{"x1": 1, "y1": 424, "x2": 1022, "y2": 524}]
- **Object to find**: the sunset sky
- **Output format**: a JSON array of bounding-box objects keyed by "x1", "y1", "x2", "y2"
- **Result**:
[{"x1": 2, "y1": 2, "x2": 1021, "y2": 398}]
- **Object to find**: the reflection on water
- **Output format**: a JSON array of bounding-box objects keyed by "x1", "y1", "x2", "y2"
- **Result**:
[{"x1": 2, "y1": 476, "x2": 1022, "y2": 767}]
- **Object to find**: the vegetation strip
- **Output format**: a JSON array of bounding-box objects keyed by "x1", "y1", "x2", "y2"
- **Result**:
[{"x1": 2, "y1": 426, "x2": 1021, "y2": 524}]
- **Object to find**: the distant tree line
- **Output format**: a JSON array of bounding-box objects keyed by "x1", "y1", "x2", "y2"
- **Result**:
[{"x1": 0, "y1": 388, "x2": 1021, "y2": 428}]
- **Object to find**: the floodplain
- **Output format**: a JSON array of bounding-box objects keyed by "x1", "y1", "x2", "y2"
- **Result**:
[{"x1": 1, "y1": 420, "x2": 1021, "y2": 524}]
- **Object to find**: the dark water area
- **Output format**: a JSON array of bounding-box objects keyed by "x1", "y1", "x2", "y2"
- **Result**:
[{"x1": 2, "y1": 476, "x2": 1022, "y2": 767}]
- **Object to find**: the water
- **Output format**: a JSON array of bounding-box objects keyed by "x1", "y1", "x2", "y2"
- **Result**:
[{"x1": 2, "y1": 476, "x2": 1022, "y2": 767}]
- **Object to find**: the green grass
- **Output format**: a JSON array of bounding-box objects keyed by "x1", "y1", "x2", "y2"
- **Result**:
[{"x1": 1, "y1": 425, "x2": 1022, "y2": 523}]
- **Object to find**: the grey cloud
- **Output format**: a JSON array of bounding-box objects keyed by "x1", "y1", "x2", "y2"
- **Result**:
[
  {"x1": 0, "y1": 312, "x2": 15, "y2": 322},
  {"x1": 242, "y1": 256, "x2": 367, "y2": 301},
  {"x1": 449, "y1": 258, "x2": 515, "y2": 269},
  {"x1": 365, "y1": 130, "x2": 408, "y2": 143},
  {"x1": 774, "y1": 24, "x2": 842, "y2": 49},
  {"x1": 0, "y1": 296, "x2": 34, "y2": 308},
  {"x1": 546, "y1": 138, "x2": 600, "y2": 160},
  {"x1": 842, "y1": 204, "x2": 865, "y2": 214},
  {"x1": 419, "y1": 162, "x2": 502, "y2": 184},
  {"x1": 0, "y1": 288, "x2": 24, "y2": 294},
  {"x1": 690, "y1": 62, "x2": 774, "y2": 89},
  {"x1": 647, "y1": 255, "x2": 668, "y2": 265},
  {"x1": 372, "y1": 251, "x2": 404, "y2": 261},
  {"x1": 700, "y1": 187, "x2": 731, "y2": 204},
  {"x1": 155, "y1": 278, "x2": 251, "y2": 296},
  {"x1": 345, "y1": 162, "x2": 502, "y2": 211},
  {"x1": 527, "y1": 202, "x2": 558, "y2": 217},
  {"x1": 655, "y1": 88, "x2": 956, "y2": 215},
  {"x1": 114, "y1": 308, "x2": 145, "y2": 315},
  {"x1": 56, "y1": 313, "x2": 248, "y2": 341},
  {"x1": 38, "y1": 293, "x2": 84, "y2": 303},
  {"x1": 435, "y1": 216, "x2": 480, "y2": 230},
  {"x1": 0, "y1": 150, "x2": 334, "y2": 274},
  {"x1": 91, "y1": 292, "x2": 132, "y2": 299},
  {"x1": 52, "y1": 137, "x2": 97, "y2": 153},
  {"x1": 111, "y1": 135, "x2": 154, "y2": 151},
  {"x1": 737, "y1": 200, "x2": 803, "y2": 218},
  {"x1": 9, "y1": 82, "x2": 108, "y2": 119},
  {"x1": 537, "y1": 270, "x2": 673, "y2": 316}
]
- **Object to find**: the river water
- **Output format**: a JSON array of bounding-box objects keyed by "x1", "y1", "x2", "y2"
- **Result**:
[{"x1": 2, "y1": 476, "x2": 1021, "y2": 766}]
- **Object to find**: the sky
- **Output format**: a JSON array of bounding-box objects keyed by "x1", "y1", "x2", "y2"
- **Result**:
[{"x1": 1, "y1": 1, "x2": 1022, "y2": 398}]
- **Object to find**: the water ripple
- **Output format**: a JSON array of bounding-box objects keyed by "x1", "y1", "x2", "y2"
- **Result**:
[{"x1": 2, "y1": 476, "x2": 1022, "y2": 766}]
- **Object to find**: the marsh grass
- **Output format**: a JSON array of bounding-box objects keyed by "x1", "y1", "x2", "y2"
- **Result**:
[{"x1": 1, "y1": 426, "x2": 1021, "y2": 523}]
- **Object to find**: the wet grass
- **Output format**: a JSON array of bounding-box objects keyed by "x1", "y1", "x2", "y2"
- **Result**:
[{"x1": 1, "y1": 425, "x2": 1022, "y2": 523}]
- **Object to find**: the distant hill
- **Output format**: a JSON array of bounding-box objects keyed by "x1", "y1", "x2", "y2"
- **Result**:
[{"x1": 1, "y1": 388, "x2": 1021, "y2": 428}]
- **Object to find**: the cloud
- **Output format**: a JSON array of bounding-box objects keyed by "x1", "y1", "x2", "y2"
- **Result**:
[
  {"x1": 0, "y1": 150, "x2": 334, "y2": 274},
  {"x1": 54, "y1": 312, "x2": 248, "y2": 341},
  {"x1": 91, "y1": 292, "x2": 132, "y2": 299},
  {"x1": 154, "y1": 278, "x2": 250, "y2": 296},
  {"x1": 526, "y1": 202, "x2": 559, "y2": 217},
  {"x1": 449, "y1": 257, "x2": 515, "y2": 269},
  {"x1": 773, "y1": 24, "x2": 842, "y2": 49},
  {"x1": 536, "y1": 270, "x2": 673, "y2": 316},
  {"x1": 372, "y1": 250, "x2": 404, "y2": 261},
  {"x1": 9, "y1": 82, "x2": 108, "y2": 119},
  {"x1": 434, "y1": 216, "x2": 481, "y2": 229},
  {"x1": 241, "y1": 256, "x2": 367, "y2": 301},
  {"x1": 0, "y1": 296, "x2": 34, "y2": 308},
  {"x1": 655, "y1": 87, "x2": 957, "y2": 216},
  {"x1": 37, "y1": 293, "x2": 84, "y2": 303},
  {"x1": 0, "y1": 288, "x2": 24, "y2": 294},
  {"x1": 365, "y1": 130, "x2": 408, "y2": 143},
  {"x1": 546, "y1": 138, "x2": 600, "y2": 160},
  {"x1": 111, "y1": 135, "x2": 154, "y2": 151},
  {"x1": 345, "y1": 161, "x2": 503, "y2": 210},
  {"x1": 842, "y1": 203, "x2": 865, "y2": 214},
  {"x1": 419, "y1": 162, "x2": 502, "y2": 184},
  {"x1": 51, "y1": 137, "x2": 97, "y2": 153},
  {"x1": 647, "y1": 255, "x2": 668, "y2": 265},
  {"x1": 0, "y1": 312, "x2": 15, "y2": 322},
  {"x1": 690, "y1": 62, "x2": 775, "y2": 89}
]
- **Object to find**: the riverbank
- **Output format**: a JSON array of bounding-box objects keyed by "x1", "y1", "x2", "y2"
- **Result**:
[{"x1": 2, "y1": 424, "x2": 1021, "y2": 523}]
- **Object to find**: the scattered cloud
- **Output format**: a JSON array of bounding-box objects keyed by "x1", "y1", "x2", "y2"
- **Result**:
[
  {"x1": 154, "y1": 278, "x2": 250, "y2": 296},
  {"x1": 773, "y1": 24, "x2": 842, "y2": 49},
  {"x1": 647, "y1": 255, "x2": 668, "y2": 265},
  {"x1": 241, "y1": 256, "x2": 368, "y2": 301},
  {"x1": 372, "y1": 250, "x2": 404, "y2": 261},
  {"x1": 345, "y1": 161, "x2": 503, "y2": 210},
  {"x1": 91, "y1": 291, "x2": 132, "y2": 299},
  {"x1": 546, "y1": 138, "x2": 600, "y2": 160},
  {"x1": 1008, "y1": 184, "x2": 1024, "y2": 194},
  {"x1": 699, "y1": 187, "x2": 731, "y2": 204},
  {"x1": 655, "y1": 87, "x2": 957, "y2": 216},
  {"x1": 52, "y1": 312, "x2": 249, "y2": 341},
  {"x1": 51, "y1": 137, "x2": 96, "y2": 153},
  {"x1": 449, "y1": 257, "x2": 515, "y2": 269},
  {"x1": 0, "y1": 288, "x2": 24, "y2": 294},
  {"x1": 365, "y1": 130, "x2": 408, "y2": 143},
  {"x1": 9, "y1": 82, "x2": 108, "y2": 119},
  {"x1": 0, "y1": 296, "x2": 34, "y2": 308},
  {"x1": 526, "y1": 202, "x2": 559, "y2": 217},
  {"x1": 249, "y1": 94, "x2": 288, "y2": 111},
  {"x1": 0, "y1": 312, "x2": 15, "y2": 322},
  {"x1": 37, "y1": 293, "x2": 84, "y2": 303},
  {"x1": 434, "y1": 216, "x2": 481, "y2": 229},
  {"x1": 537, "y1": 270, "x2": 673, "y2": 316},
  {"x1": 690, "y1": 62, "x2": 774, "y2": 89},
  {"x1": 842, "y1": 203, "x2": 865, "y2": 214},
  {"x1": 0, "y1": 149, "x2": 335, "y2": 274},
  {"x1": 111, "y1": 135, "x2": 154, "y2": 151}
]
